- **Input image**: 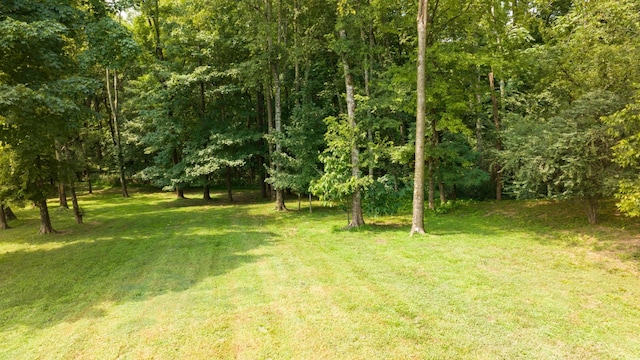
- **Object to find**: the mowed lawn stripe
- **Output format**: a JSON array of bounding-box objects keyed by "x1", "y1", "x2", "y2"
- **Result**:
[{"x1": 1, "y1": 190, "x2": 640, "y2": 359}]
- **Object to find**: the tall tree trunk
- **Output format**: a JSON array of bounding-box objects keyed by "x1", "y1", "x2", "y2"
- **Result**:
[
  {"x1": 411, "y1": 0, "x2": 428, "y2": 235},
  {"x1": 265, "y1": 82, "x2": 275, "y2": 200},
  {"x1": 70, "y1": 184, "x2": 83, "y2": 224},
  {"x1": 428, "y1": 159, "x2": 435, "y2": 210},
  {"x1": 256, "y1": 90, "x2": 269, "y2": 199},
  {"x1": 58, "y1": 182, "x2": 69, "y2": 209},
  {"x1": 271, "y1": 0, "x2": 287, "y2": 212},
  {"x1": 475, "y1": 71, "x2": 483, "y2": 153},
  {"x1": 362, "y1": 27, "x2": 375, "y2": 178},
  {"x1": 340, "y1": 29, "x2": 364, "y2": 228},
  {"x1": 106, "y1": 68, "x2": 129, "y2": 198},
  {"x1": 0, "y1": 205, "x2": 9, "y2": 229},
  {"x1": 428, "y1": 116, "x2": 438, "y2": 210},
  {"x1": 489, "y1": 71, "x2": 502, "y2": 201},
  {"x1": 37, "y1": 199, "x2": 55, "y2": 234},
  {"x1": 273, "y1": 67, "x2": 287, "y2": 211},
  {"x1": 439, "y1": 182, "x2": 446, "y2": 204}
]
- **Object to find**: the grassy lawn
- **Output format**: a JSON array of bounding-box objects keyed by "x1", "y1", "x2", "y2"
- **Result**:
[{"x1": 1, "y1": 189, "x2": 640, "y2": 359}]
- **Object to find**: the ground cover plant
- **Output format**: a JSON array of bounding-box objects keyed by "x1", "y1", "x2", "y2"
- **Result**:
[{"x1": 1, "y1": 189, "x2": 640, "y2": 359}]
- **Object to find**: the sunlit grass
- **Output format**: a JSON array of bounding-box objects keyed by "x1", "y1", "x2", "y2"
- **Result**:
[{"x1": 1, "y1": 189, "x2": 640, "y2": 359}]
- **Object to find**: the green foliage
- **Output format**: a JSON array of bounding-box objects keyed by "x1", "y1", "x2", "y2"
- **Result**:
[
  {"x1": 310, "y1": 114, "x2": 372, "y2": 204},
  {"x1": 362, "y1": 174, "x2": 410, "y2": 216},
  {"x1": 605, "y1": 90, "x2": 640, "y2": 217},
  {"x1": 266, "y1": 103, "x2": 327, "y2": 194},
  {"x1": 502, "y1": 91, "x2": 623, "y2": 209}
]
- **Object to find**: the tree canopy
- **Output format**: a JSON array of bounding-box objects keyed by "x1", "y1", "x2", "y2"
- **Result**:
[{"x1": 2, "y1": 0, "x2": 640, "y2": 232}]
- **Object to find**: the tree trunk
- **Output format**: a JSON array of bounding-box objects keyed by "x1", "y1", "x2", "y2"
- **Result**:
[
  {"x1": 226, "y1": 166, "x2": 233, "y2": 202},
  {"x1": 0, "y1": 205, "x2": 9, "y2": 229},
  {"x1": 428, "y1": 159, "x2": 435, "y2": 210},
  {"x1": 70, "y1": 184, "x2": 83, "y2": 224},
  {"x1": 585, "y1": 198, "x2": 598, "y2": 224},
  {"x1": 411, "y1": 0, "x2": 428, "y2": 235},
  {"x1": 106, "y1": 68, "x2": 129, "y2": 198},
  {"x1": 271, "y1": 0, "x2": 287, "y2": 212},
  {"x1": 203, "y1": 183, "x2": 211, "y2": 201},
  {"x1": 489, "y1": 71, "x2": 502, "y2": 201},
  {"x1": 439, "y1": 182, "x2": 446, "y2": 204},
  {"x1": 86, "y1": 170, "x2": 93, "y2": 194},
  {"x1": 37, "y1": 199, "x2": 55, "y2": 234},
  {"x1": 309, "y1": 193, "x2": 313, "y2": 213},
  {"x1": 5, "y1": 206, "x2": 17, "y2": 221},
  {"x1": 265, "y1": 82, "x2": 275, "y2": 200},
  {"x1": 340, "y1": 29, "x2": 364, "y2": 228},
  {"x1": 58, "y1": 182, "x2": 69, "y2": 209}
]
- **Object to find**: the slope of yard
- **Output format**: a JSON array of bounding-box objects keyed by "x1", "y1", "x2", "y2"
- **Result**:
[{"x1": 1, "y1": 189, "x2": 639, "y2": 359}]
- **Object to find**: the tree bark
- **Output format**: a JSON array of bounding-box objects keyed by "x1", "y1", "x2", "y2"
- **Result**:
[
  {"x1": 340, "y1": 29, "x2": 364, "y2": 228},
  {"x1": 106, "y1": 68, "x2": 129, "y2": 198},
  {"x1": 428, "y1": 159, "x2": 435, "y2": 210},
  {"x1": 203, "y1": 183, "x2": 211, "y2": 201},
  {"x1": 271, "y1": 0, "x2": 287, "y2": 212},
  {"x1": 411, "y1": 0, "x2": 428, "y2": 235},
  {"x1": 58, "y1": 182, "x2": 69, "y2": 209},
  {"x1": 70, "y1": 184, "x2": 83, "y2": 224},
  {"x1": 37, "y1": 199, "x2": 56, "y2": 234},
  {"x1": 0, "y1": 205, "x2": 9, "y2": 229},
  {"x1": 256, "y1": 90, "x2": 269, "y2": 199},
  {"x1": 489, "y1": 71, "x2": 502, "y2": 201},
  {"x1": 585, "y1": 197, "x2": 598, "y2": 224}
]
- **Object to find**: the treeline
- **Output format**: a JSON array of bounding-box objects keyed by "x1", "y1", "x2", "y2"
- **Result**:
[{"x1": 1, "y1": 0, "x2": 639, "y2": 233}]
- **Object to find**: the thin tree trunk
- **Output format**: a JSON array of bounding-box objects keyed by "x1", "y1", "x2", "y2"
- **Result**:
[
  {"x1": 362, "y1": 27, "x2": 375, "y2": 178},
  {"x1": 489, "y1": 71, "x2": 502, "y2": 201},
  {"x1": 265, "y1": 82, "x2": 275, "y2": 200},
  {"x1": 226, "y1": 166, "x2": 233, "y2": 202},
  {"x1": 55, "y1": 143, "x2": 69, "y2": 209},
  {"x1": 411, "y1": 0, "x2": 428, "y2": 235},
  {"x1": 428, "y1": 159, "x2": 435, "y2": 210},
  {"x1": 37, "y1": 199, "x2": 55, "y2": 234},
  {"x1": 475, "y1": 70, "x2": 483, "y2": 153},
  {"x1": 58, "y1": 182, "x2": 69, "y2": 209},
  {"x1": 272, "y1": 0, "x2": 287, "y2": 212},
  {"x1": 585, "y1": 198, "x2": 598, "y2": 224},
  {"x1": 86, "y1": 170, "x2": 93, "y2": 194},
  {"x1": 439, "y1": 182, "x2": 446, "y2": 204},
  {"x1": 309, "y1": 193, "x2": 312, "y2": 213},
  {"x1": 106, "y1": 68, "x2": 129, "y2": 198},
  {"x1": 256, "y1": 90, "x2": 269, "y2": 199},
  {"x1": 70, "y1": 184, "x2": 82, "y2": 224},
  {"x1": 0, "y1": 205, "x2": 9, "y2": 229},
  {"x1": 340, "y1": 29, "x2": 364, "y2": 228}
]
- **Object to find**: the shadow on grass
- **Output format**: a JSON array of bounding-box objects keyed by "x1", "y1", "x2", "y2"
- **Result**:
[{"x1": 0, "y1": 229, "x2": 277, "y2": 331}]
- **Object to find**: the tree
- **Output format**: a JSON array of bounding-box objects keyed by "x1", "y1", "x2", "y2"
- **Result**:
[
  {"x1": 0, "y1": 0, "x2": 96, "y2": 233},
  {"x1": 502, "y1": 91, "x2": 623, "y2": 224},
  {"x1": 411, "y1": 0, "x2": 428, "y2": 235}
]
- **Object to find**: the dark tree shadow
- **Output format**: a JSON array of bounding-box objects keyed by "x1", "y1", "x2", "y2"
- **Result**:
[{"x1": 0, "y1": 229, "x2": 276, "y2": 330}]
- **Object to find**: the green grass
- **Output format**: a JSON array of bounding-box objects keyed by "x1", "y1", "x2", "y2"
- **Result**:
[{"x1": 1, "y1": 189, "x2": 640, "y2": 359}]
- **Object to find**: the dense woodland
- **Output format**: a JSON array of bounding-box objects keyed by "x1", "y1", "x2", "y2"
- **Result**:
[{"x1": 1, "y1": 0, "x2": 640, "y2": 233}]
